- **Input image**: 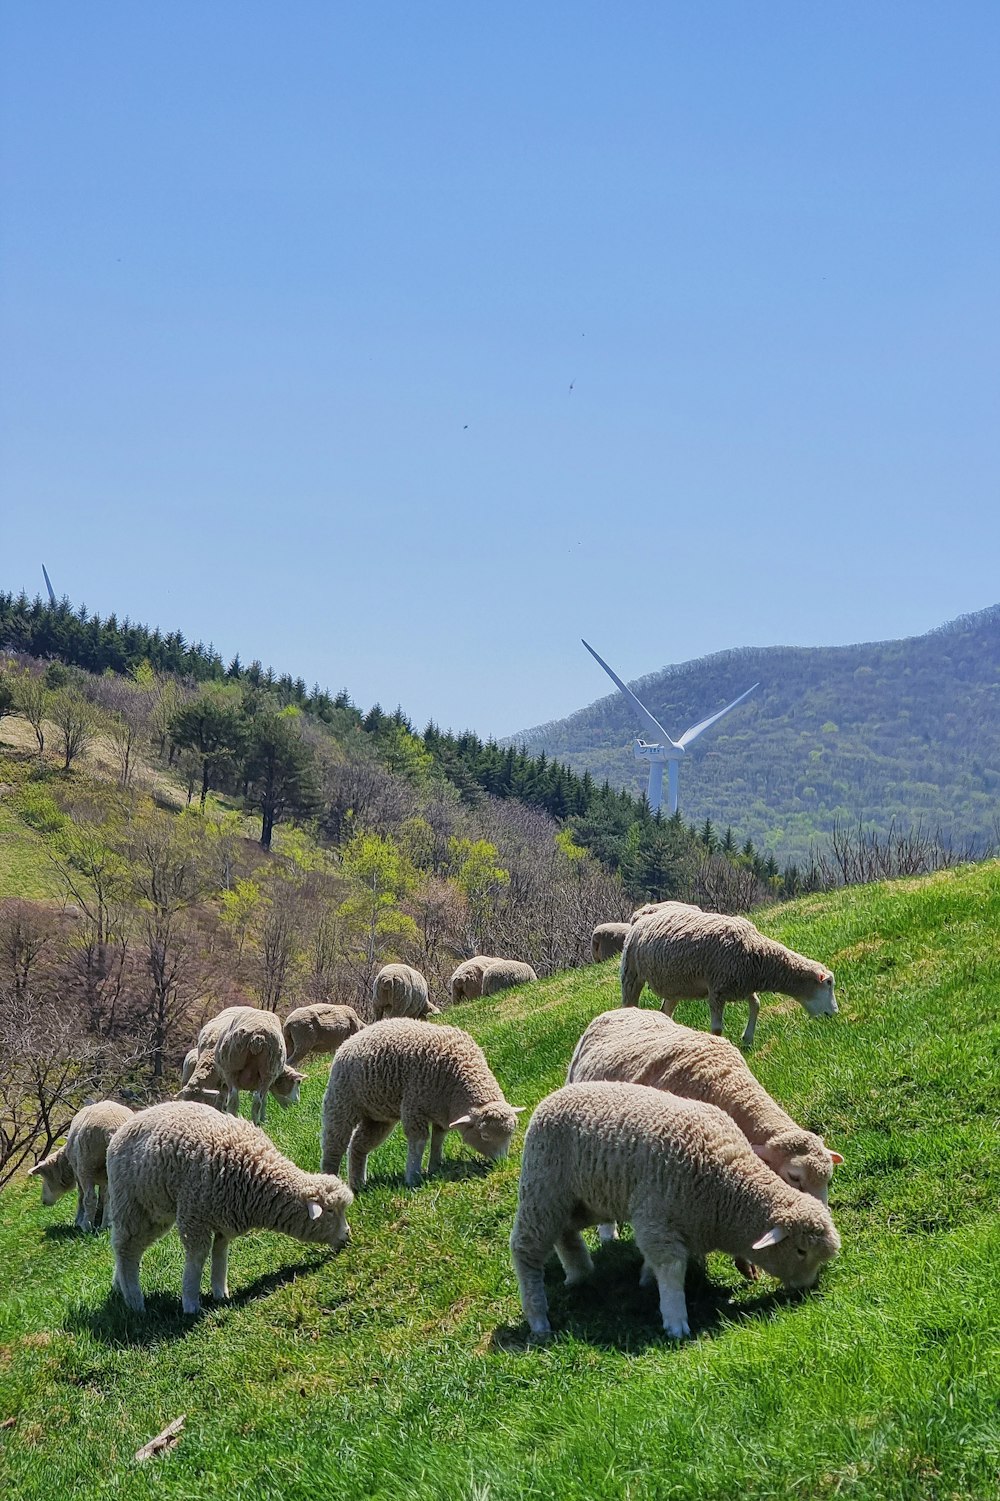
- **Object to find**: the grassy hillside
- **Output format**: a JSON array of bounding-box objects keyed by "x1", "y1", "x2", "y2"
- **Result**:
[
  {"x1": 517, "y1": 605, "x2": 1000, "y2": 861},
  {"x1": 2, "y1": 865, "x2": 999, "y2": 1499}
]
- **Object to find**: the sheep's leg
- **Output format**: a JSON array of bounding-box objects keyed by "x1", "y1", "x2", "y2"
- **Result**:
[
  {"x1": 74, "y1": 1185, "x2": 88, "y2": 1230},
  {"x1": 554, "y1": 1228, "x2": 594, "y2": 1287},
  {"x1": 80, "y1": 1179, "x2": 101, "y2": 1232},
  {"x1": 597, "y1": 1221, "x2": 619, "y2": 1244},
  {"x1": 210, "y1": 1235, "x2": 230, "y2": 1302},
  {"x1": 510, "y1": 1218, "x2": 555, "y2": 1337},
  {"x1": 741, "y1": 994, "x2": 760, "y2": 1047},
  {"x1": 427, "y1": 1123, "x2": 447, "y2": 1174},
  {"x1": 620, "y1": 963, "x2": 644, "y2": 1007},
  {"x1": 177, "y1": 1223, "x2": 212, "y2": 1315},
  {"x1": 94, "y1": 1183, "x2": 107, "y2": 1230},
  {"x1": 224, "y1": 1084, "x2": 240, "y2": 1115},
  {"x1": 708, "y1": 992, "x2": 726, "y2": 1036},
  {"x1": 659, "y1": 998, "x2": 679, "y2": 1019},
  {"x1": 347, "y1": 1117, "x2": 394, "y2": 1193},
  {"x1": 111, "y1": 1219, "x2": 164, "y2": 1313},
  {"x1": 320, "y1": 1103, "x2": 357, "y2": 1177},
  {"x1": 401, "y1": 1111, "x2": 430, "y2": 1188},
  {"x1": 632, "y1": 1216, "x2": 691, "y2": 1337},
  {"x1": 251, "y1": 1089, "x2": 267, "y2": 1126}
]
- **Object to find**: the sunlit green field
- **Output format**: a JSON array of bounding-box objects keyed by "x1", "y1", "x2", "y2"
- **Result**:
[{"x1": 2, "y1": 865, "x2": 999, "y2": 1499}]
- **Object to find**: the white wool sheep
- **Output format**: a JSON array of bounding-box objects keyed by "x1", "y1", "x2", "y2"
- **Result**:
[
  {"x1": 320, "y1": 1017, "x2": 525, "y2": 1191},
  {"x1": 567, "y1": 1009, "x2": 843, "y2": 1252},
  {"x1": 282, "y1": 1003, "x2": 365, "y2": 1064},
  {"x1": 106, "y1": 1100, "x2": 353, "y2": 1315},
  {"x1": 450, "y1": 957, "x2": 538, "y2": 1003},
  {"x1": 372, "y1": 964, "x2": 438, "y2": 1022},
  {"x1": 178, "y1": 1005, "x2": 300, "y2": 1124},
  {"x1": 29, "y1": 1101, "x2": 133, "y2": 1231},
  {"x1": 591, "y1": 923, "x2": 631, "y2": 963},
  {"x1": 510, "y1": 1081, "x2": 841, "y2": 1338},
  {"x1": 621, "y1": 906, "x2": 837, "y2": 1044}
]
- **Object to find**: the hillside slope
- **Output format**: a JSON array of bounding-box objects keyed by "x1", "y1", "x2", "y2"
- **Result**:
[
  {"x1": 2, "y1": 865, "x2": 999, "y2": 1500},
  {"x1": 516, "y1": 605, "x2": 1000, "y2": 861}
]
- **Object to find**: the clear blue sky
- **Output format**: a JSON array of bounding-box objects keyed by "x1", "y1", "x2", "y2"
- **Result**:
[{"x1": 3, "y1": 3, "x2": 998, "y2": 738}]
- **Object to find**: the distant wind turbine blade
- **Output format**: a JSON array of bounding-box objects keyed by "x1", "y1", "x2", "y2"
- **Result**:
[
  {"x1": 676, "y1": 683, "x2": 758, "y2": 749},
  {"x1": 581, "y1": 639, "x2": 678, "y2": 746},
  {"x1": 41, "y1": 564, "x2": 56, "y2": 606}
]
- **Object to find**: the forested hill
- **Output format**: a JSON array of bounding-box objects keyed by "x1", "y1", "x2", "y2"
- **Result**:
[{"x1": 515, "y1": 606, "x2": 1000, "y2": 860}]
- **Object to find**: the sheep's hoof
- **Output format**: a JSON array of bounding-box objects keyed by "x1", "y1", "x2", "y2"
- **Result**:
[
  {"x1": 663, "y1": 1319, "x2": 691, "y2": 1340},
  {"x1": 527, "y1": 1319, "x2": 553, "y2": 1341}
]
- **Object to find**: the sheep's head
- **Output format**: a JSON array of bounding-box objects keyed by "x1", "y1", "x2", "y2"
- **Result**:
[
  {"x1": 300, "y1": 1175, "x2": 354, "y2": 1250},
  {"x1": 28, "y1": 1149, "x2": 74, "y2": 1204},
  {"x1": 798, "y1": 969, "x2": 838, "y2": 1019},
  {"x1": 753, "y1": 1129, "x2": 844, "y2": 1206},
  {"x1": 270, "y1": 1067, "x2": 305, "y2": 1108},
  {"x1": 449, "y1": 1102, "x2": 526, "y2": 1161},
  {"x1": 747, "y1": 1200, "x2": 841, "y2": 1289}
]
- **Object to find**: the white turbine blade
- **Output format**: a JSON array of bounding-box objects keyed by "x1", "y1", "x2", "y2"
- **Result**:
[
  {"x1": 676, "y1": 684, "x2": 758, "y2": 749},
  {"x1": 581, "y1": 640, "x2": 679, "y2": 747}
]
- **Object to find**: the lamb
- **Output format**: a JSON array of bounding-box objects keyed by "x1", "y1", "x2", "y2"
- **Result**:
[
  {"x1": 106, "y1": 1101, "x2": 353, "y2": 1315},
  {"x1": 591, "y1": 923, "x2": 631, "y2": 962},
  {"x1": 621, "y1": 906, "x2": 837, "y2": 1044},
  {"x1": 282, "y1": 1003, "x2": 365, "y2": 1064},
  {"x1": 178, "y1": 1005, "x2": 301, "y2": 1124},
  {"x1": 509, "y1": 1081, "x2": 840, "y2": 1338},
  {"x1": 372, "y1": 964, "x2": 438, "y2": 1022},
  {"x1": 29, "y1": 1101, "x2": 134, "y2": 1231},
  {"x1": 450, "y1": 956, "x2": 538, "y2": 1003},
  {"x1": 567, "y1": 1009, "x2": 843, "y2": 1224},
  {"x1": 320, "y1": 1017, "x2": 525, "y2": 1192}
]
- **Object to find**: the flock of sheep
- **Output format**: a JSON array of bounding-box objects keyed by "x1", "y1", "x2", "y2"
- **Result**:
[{"x1": 27, "y1": 901, "x2": 844, "y2": 1340}]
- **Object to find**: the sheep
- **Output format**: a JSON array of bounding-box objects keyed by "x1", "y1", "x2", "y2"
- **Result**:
[
  {"x1": 178, "y1": 1005, "x2": 301, "y2": 1124},
  {"x1": 29, "y1": 1101, "x2": 133, "y2": 1231},
  {"x1": 567, "y1": 1009, "x2": 844, "y2": 1250},
  {"x1": 282, "y1": 1003, "x2": 366, "y2": 1064},
  {"x1": 591, "y1": 923, "x2": 631, "y2": 963},
  {"x1": 450, "y1": 956, "x2": 538, "y2": 1003},
  {"x1": 106, "y1": 1101, "x2": 353, "y2": 1315},
  {"x1": 620, "y1": 906, "x2": 837, "y2": 1045},
  {"x1": 320, "y1": 1017, "x2": 525, "y2": 1192},
  {"x1": 372, "y1": 964, "x2": 438, "y2": 1022},
  {"x1": 509, "y1": 1081, "x2": 841, "y2": 1338}
]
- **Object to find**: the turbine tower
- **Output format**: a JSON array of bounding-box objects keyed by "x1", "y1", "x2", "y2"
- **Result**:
[{"x1": 581, "y1": 639, "x2": 758, "y2": 815}]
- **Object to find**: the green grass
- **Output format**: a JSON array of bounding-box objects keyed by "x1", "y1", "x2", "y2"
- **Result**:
[{"x1": 2, "y1": 865, "x2": 999, "y2": 1499}]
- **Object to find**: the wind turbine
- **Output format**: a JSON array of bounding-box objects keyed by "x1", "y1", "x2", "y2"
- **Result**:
[{"x1": 581, "y1": 639, "x2": 758, "y2": 815}]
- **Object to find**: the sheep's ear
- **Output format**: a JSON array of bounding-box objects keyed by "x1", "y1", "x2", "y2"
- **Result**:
[
  {"x1": 306, "y1": 1200, "x2": 323, "y2": 1220},
  {"x1": 449, "y1": 1114, "x2": 472, "y2": 1128},
  {"x1": 829, "y1": 1150, "x2": 845, "y2": 1165},
  {"x1": 751, "y1": 1143, "x2": 780, "y2": 1167},
  {"x1": 28, "y1": 1160, "x2": 48, "y2": 1177},
  {"x1": 289, "y1": 1068, "x2": 306, "y2": 1084},
  {"x1": 512, "y1": 1106, "x2": 528, "y2": 1115},
  {"x1": 752, "y1": 1226, "x2": 786, "y2": 1250}
]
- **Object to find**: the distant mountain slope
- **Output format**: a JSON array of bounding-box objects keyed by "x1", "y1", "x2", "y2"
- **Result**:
[{"x1": 515, "y1": 606, "x2": 1000, "y2": 860}]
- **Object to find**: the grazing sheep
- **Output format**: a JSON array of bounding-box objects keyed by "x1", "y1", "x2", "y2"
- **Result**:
[
  {"x1": 591, "y1": 923, "x2": 631, "y2": 962},
  {"x1": 510, "y1": 1081, "x2": 840, "y2": 1338},
  {"x1": 372, "y1": 964, "x2": 438, "y2": 1022},
  {"x1": 621, "y1": 906, "x2": 837, "y2": 1044},
  {"x1": 320, "y1": 1017, "x2": 525, "y2": 1191},
  {"x1": 178, "y1": 1006, "x2": 300, "y2": 1124},
  {"x1": 178, "y1": 1051, "x2": 300, "y2": 1114},
  {"x1": 29, "y1": 1101, "x2": 133, "y2": 1231},
  {"x1": 450, "y1": 957, "x2": 538, "y2": 1002},
  {"x1": 107, "y1": 1101, "x2": 352, "y2": 1314},
  {"x1": 282, "y1": 1003, "x2": 365, "y2": 1065},
  {"x1": 567, "y1": 1009, "x2": 843, "y2": 1252}
]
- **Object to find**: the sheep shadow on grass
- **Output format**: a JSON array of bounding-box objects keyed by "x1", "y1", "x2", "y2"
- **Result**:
[
  {"x1": 489, "y1": 1240, "x2": 799, "y2": 1355},
  {"x1": 357, "y1": 1156, "x2": 495, "y2": 1192},
  {"x1": 67, "y1": 1254, "x2": 331, "y2": 1348}
]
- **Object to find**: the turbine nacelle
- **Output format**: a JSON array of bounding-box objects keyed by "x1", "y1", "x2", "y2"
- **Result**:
[{"x1": 634, "y1": 740, "x2": 683, "y2": 763}]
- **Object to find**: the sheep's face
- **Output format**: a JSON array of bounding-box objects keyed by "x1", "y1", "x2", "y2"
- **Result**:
[
  {"x1": 748, "y1": 1211, "x2": 841, "y2": 1290},
  {"x1": 452, "y1": 1102, "x2": 523, "y2": 1161},
  {"x1": 271, "y1": 1068, "x2": 305, "y2": 1108},
  {"x1": 757, "y1": 1130, "x2": 839, "y2": 1206},
  {"x1": 799, "y1": 970, "x2": 838, "y2": 1018},
  {"x1": 29, "y1": 1152, "x2": 74, "y2": 1204},
  {"x1": 301, "y1": 1178, "x2": 354, "y2": 1250}
]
